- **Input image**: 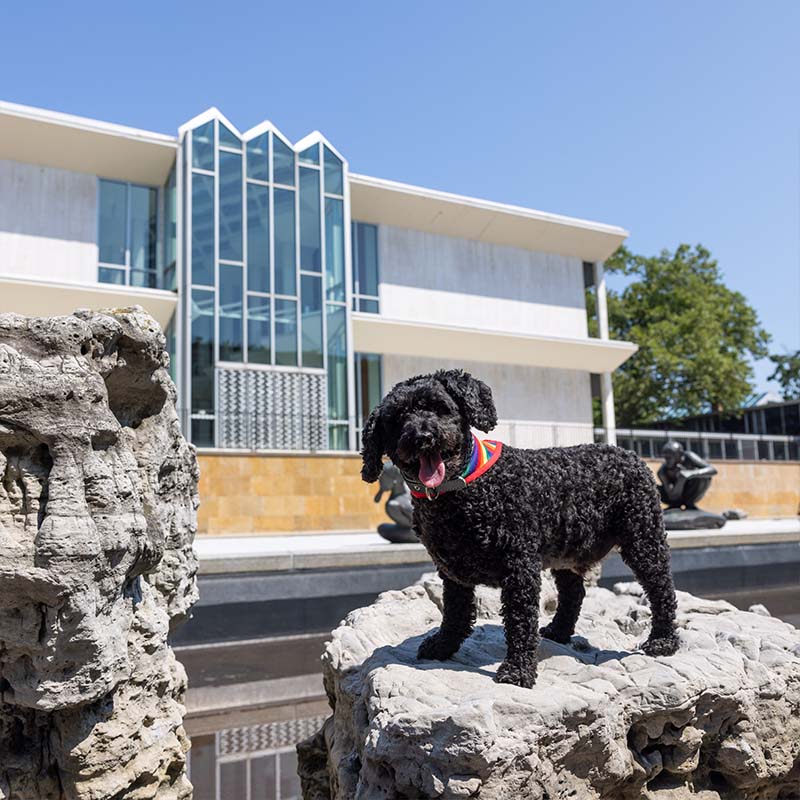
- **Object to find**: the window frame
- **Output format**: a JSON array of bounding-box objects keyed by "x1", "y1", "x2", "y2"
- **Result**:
[
  {"x1": 351, "y1": 221, "x2": 380, "y2": 313},
  {"x1": 97, "y1": 177, "x2": 161, "y2": 289}
]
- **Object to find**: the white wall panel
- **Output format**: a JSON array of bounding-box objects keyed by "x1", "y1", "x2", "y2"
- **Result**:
[
  {"x1": 378, "y1": 225, "x2": 588, "y2": 338},
  {"x1": 0, "y1": 159, "x2": 98, "y2": 283},
  {"x1": 381, "y1": 355, "x2": 593, "y2": 426}
]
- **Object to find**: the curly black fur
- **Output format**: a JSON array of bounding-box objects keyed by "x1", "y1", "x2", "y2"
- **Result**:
[{"x1": 361, "y1": 369, "x2": 679, "y2": 688}]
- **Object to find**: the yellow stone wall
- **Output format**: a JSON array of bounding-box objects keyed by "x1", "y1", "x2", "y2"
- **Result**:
[
  {"x1": 196, "y1": 453, "x2": 800, "y2": 535},
  {"x1": 197, "y1": 453, "x2": 386, "y2": 535},
  {"x1": 644, "y1": 459, "x2": 800, "y2": 519}
]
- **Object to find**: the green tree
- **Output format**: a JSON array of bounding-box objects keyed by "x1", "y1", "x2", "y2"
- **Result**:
[
  {"x1": 601, "y1": 244, "x2": 770, "y2": 426},
  {"x1": 768, "y1": 350, "x2": 800, "y2": 399}
]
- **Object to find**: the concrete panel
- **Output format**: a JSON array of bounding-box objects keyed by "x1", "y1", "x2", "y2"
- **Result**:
[
  {"x1": 382, "y1": 354, "x2": 593, "y2": 425},
  {"x1": 196, "y1": 564, "x2": 434, "y2": 606},
  {"x1": 0, "y1": 159, "x2": 98, "y2": 283},
  {"x1": 601, "y1": 541, "x2": 800, "y2": 595},
  {"x1": 378, "y1": 225, "x2": 588, "y2": 338},
  {"x1": 352, "y1": 314, "x2": 636, "y2": 372}
]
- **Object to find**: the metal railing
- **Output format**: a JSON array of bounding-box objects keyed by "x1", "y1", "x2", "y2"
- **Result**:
[
  {"x1": 605, "y1": 427, "x2": 800, "y2": 462},
  {"x1": 491, "y1": 420, "x2": 596, "y2": 449}
]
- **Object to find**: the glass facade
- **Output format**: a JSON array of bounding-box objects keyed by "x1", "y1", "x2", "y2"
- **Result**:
[
  {"x1": 325, "y1": 198, "x2": 345, "y2": 301},
  {"x1": 98, "y1": 180, "x2": 127, "y2": 265},
  {"x1": 328, "y1": 305, "x2": 348, "y2": 449},
  {"x1": 274, "y1": 189, "x2": 296, "y2": 295},
  {"x1": 190, "y1": 288, "x2": 215, "y2": 420},
  {"x1": 247, "y1": 184, "x2": 270, "y2": 293},
  {"x1": 352, "y1": 222, "x2": 379, "y2": 312},
  {"x1": 219, "y1": 151, "x2": 243, "y2": 262},
  {"x1": 299, "y1": 168, "x2": 321, "y2": 271},
  {"x1": 355, "y1": 352, "x2": 382, "y2": 438},
  {"x1": 183, "y1": 114, "x2": 353, "y2": 449},
  {"x1": 323, "y1": 146, "x2": 343, "y2": 196},
  {"x1": 247, "y1": 296, "x2": 270, "y2": 364},
  {"x1": 164, "y1": 165, "x2": 177, "y2": 290},
  {"x1": 191, "y1": 173, "x2": 215, "y2": 286},
  {"x1": 98, "y1": 179, "x2": 159, "y2": 288},
  {"x1": 192, "y1": 121, "x2": 214, "y2": 170},
  {"x1": 219, "y1": 264, "x2": 243, "y2": 362},
  {"x1": 273, "y1": 137, "x2": 295, "y2": 186},
  {"x1": 300, "y1": 274, "x2": 323, "y2": 369},
  {"x1": 274, "y1": 298, "x2": 298, "y2": 366}
]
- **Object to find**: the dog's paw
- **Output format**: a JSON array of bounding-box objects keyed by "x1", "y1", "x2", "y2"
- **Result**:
[
  {"x1": 495, "y1": 660, "x2": 537, "y2": 688},
  {"x1": 417, "y1": 632, "x2": 458, "y2": 661},
  {"x1": 641, "y1": 633, "x2": 679, "y2": 657},
  {"x1": 539, "y1": 622, "x2": 572, "y2": 645}
]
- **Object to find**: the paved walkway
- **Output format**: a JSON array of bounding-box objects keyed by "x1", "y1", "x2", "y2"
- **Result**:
[
  {"x1": 194, "y1": 529, "x2": 430, "y2": 573},
  {"x1": 193, "y1": 518, "x2": 800, "y2": 574},
  {"x1": 667, "y1": 517, "x2": 800, "y2": 547}
]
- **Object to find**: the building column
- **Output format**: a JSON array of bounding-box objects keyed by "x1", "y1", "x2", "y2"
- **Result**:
[{"x1": 594, "y1": 262, "x2": 617, "y2": 446}]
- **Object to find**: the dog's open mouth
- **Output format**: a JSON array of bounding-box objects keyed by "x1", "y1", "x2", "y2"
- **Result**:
[{"x1": 418, "y1": 451, "x2": 445, "y2": 488}]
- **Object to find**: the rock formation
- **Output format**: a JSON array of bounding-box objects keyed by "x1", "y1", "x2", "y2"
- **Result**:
[
  {"x1": 301, "y1": 573, "x2": 800, "y2": 799},
  {"x1": 0, "y1": 308, "x2": 199, "y2": 799}
]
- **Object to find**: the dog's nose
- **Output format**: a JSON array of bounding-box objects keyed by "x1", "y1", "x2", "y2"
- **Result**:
[{"x1": 418, "y1": 431, "x2": 435, "y2": 448}]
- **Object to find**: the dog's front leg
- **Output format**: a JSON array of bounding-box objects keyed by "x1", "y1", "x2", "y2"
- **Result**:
[
  {"x1": 496, "y1": 559, "x2": 541, "y2": 688},
  {"x1": 417, "y1": 575, "x2": 476, "y2": 661}
]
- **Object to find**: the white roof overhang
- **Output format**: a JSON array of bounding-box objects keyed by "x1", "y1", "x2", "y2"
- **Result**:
[
  {"x1": 0, "y1": 100, "x2": 177, "y2": 186},
  {"x1": 349, "y1": 173, "x2": 628, "y2": 262},
  {"x1": 352, "y1": 313, "x2": 637, "y2": 373},
  {"x1": 0, "y1": 273, "x2": 177, "y2": 331}
]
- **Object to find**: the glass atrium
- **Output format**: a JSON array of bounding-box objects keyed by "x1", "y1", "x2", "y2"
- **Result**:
[
  {"x1": 97, "y1": 109, "x2": 382, "y2": 452},
  {"x1": 182, "y1": 112, "x2": 351, "y2": 451}
]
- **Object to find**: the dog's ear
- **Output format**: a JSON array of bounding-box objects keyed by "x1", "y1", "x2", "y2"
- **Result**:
[
  {"x1": 360, "y1": 404, "x2": 386, "y2": 483},
  {"x1": 435, "y1": 369, "x2": 497, "y2": 432}
]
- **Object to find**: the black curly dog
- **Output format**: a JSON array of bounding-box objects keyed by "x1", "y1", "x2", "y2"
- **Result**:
[{"x1": 361, "y1": 369, "x2": 679, "y2": 688}]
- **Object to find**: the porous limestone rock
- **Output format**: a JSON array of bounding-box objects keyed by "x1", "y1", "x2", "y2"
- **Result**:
[
  {"x1": 301, "y1": 573, "x2": 800, "y2": 799},
  {"x1": 0, "y1": 308, "x2": 199, "y2": 799}
]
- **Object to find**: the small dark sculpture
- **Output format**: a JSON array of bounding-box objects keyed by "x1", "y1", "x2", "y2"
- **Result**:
[
  {"x1": 657, "y1": 441, "x2": 726, "y2": 529},
  {"x1": 374, "y1": 463, "x2": 418, "y2": 543}
]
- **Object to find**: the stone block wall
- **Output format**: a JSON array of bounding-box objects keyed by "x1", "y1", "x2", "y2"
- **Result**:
[
  {"x1": 197, "y1": 452, "x2": 385, "y2": 534},
  {"x1": 196, "y1": 453, "x2": 798, "y2": 535}
]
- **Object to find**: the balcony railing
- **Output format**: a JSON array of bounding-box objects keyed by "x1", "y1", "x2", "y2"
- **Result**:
[
  {"x1": 491, "y1": 420, "x2": 596, "y2": 449},
  {"x1": 604, "y1": 427, "x2": 800, "y2": 462}
]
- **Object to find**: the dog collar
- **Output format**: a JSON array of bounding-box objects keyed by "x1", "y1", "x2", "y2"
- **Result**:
[{"x1": 404, "y1": 434, "x2": 503, "y2": 500}]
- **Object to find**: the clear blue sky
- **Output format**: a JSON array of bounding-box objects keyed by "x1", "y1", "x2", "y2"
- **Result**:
[{"x1": 4, "y1": 2, "x2": 798, "y2": 393}]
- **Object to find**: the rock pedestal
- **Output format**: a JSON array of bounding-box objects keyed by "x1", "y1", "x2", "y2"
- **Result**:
[
  {"x1": 301, "y1": 573, "x2": 800, "y2": 799},
  {"x1": 0, "y1": 308, "x2": 199, "y2": 799}
]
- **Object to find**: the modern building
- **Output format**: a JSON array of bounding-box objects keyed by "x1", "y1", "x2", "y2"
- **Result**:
[{"x1": 0, "y1": 99, "x2": 635, "y2": 458}]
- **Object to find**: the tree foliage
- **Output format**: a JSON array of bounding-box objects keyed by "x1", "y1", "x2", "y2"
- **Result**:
[
  {"x1": 768, "y1": 351, "x2": 800, "y2": 399},
  {"x1": 600, "y1": 244, "x2": 770, "y2": 426}
]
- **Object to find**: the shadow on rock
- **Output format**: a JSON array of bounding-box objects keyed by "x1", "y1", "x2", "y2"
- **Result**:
[{"x1": 363, "y1": 623, "x2": 636, "y2": 683}]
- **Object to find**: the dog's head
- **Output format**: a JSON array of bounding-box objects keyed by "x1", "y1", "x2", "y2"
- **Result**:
[{"x1": 360, "y1": 369, "x2": 497, "y2": 489}]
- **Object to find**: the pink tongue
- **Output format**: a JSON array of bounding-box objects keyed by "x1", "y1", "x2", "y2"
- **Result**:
[{"x1": 419, "y1": 452, "x2": 446, "y2": 488}]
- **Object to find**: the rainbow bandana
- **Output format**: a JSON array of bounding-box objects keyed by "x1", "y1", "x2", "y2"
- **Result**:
[{"x1": 407, "y1": 433, "x2": 503, "y2": 500}]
